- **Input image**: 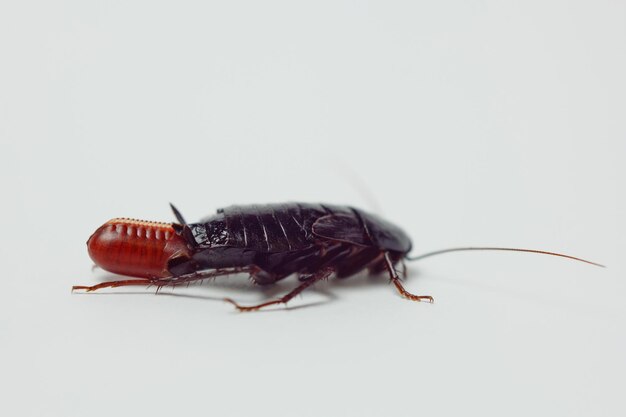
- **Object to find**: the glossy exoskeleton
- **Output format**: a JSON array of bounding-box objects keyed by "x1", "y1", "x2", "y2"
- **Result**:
[{"x1": 73, "y1": 202, "x2": 602, "y2": 311}]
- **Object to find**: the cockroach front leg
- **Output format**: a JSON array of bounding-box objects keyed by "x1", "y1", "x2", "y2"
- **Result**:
[
  {"x1": 383, "y1": 252, "x2": 434, "y2": 303},
  {"x1": 225, "y1": 267, "x2": 334, "y2": 312}
]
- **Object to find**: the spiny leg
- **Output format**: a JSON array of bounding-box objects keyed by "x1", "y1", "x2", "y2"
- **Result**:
[
  {"x1": 72, "y1": 279, "x2": 153, "y2": 292},
  {"x1": 158, "y1": 267, "x2": 252, "y2": 288},
  {"x1": 225, "y1": 267, "x2": 334, "y2": 312},
  {"x1": 72, "y1": 267, "x2": 251, "y2": 293},
  {"x1": 383, "y1": 252, "x2": 434, "y2": 303}
]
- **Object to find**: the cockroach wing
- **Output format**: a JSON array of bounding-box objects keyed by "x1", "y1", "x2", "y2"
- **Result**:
[
  {"x1": 313, "y1": 212, "x2": 412, "y2": 253},
  {"x1": 360, "y1": 212, "x2": 412, "y2": 253},
  {"x1": 312, "y1": 214, "x2": 371, "y2": 247}
]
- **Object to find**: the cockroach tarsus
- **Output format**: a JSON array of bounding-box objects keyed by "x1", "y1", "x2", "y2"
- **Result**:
[{"x1": 73, "y1": 203, "x2": 603, "y2": 311}]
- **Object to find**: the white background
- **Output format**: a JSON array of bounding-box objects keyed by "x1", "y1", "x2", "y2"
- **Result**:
[{"x1": 1, "y1": 1, "x2": 625, "y2": 416}]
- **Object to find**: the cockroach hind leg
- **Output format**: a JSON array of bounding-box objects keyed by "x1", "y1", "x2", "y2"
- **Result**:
[
  {"x1": 72, "y1": 268, "x2": 252, "y2": 296},
  {"x1": 383, "y1": 252, "x2": 434, "y2": 304},
  {"x1": 225, "y1": 267, "x2": 334, "y2": 312},
  {"x1": 72, "y1": 279, "x2": 155, "y2": 292}
]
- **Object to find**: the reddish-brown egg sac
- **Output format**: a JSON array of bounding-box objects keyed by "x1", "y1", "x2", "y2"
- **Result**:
[{"x1": 87, "y1": 218, "x2": 190, "y2": 278}]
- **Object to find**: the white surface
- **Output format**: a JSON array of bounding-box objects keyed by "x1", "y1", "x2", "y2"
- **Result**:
[{"x1": 1, "y1": 1, "x2": 625, "y2": 416}]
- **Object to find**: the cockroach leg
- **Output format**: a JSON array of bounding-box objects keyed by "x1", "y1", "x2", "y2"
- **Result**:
[
  {"x1": 72, "y1": 267, "x2": 252, "y2": 293},
  {"x1": 225, "y1": 267, "x2": 334, "y2": 312},
  {"x1": 72, "y1": 279, "x2": 154, "y2": 292},
  {"x1": 383, "y1": 252, "x2": 434, "y2": 303},
  {"x1": 160, "y1": 267, "x2": 252, "y2": 287}
]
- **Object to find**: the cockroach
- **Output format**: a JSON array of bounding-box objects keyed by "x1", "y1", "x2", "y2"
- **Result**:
[{"x1": 72, "y1": 203, "x2": 603, "y2": 311}]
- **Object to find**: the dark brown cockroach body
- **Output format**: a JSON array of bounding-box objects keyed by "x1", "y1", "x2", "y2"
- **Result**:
[
  {"x1": 74, "y1": 202, "x2": 603, "y2": 311},
  {"x1": 173, "y1": 203, "x2": 410, "y2": 281}
]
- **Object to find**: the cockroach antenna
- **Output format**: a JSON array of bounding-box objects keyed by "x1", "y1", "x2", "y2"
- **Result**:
[{"x1": 406, "y1": 247, "x2": 605, "y2": 267}]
